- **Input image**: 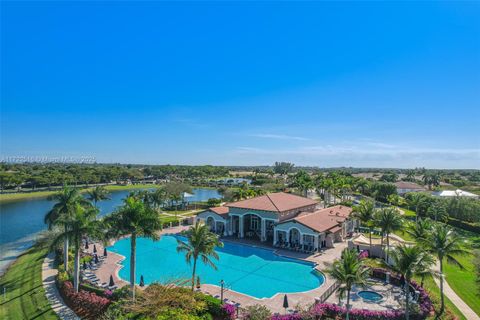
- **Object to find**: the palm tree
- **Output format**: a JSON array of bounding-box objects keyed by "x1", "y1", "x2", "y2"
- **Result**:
[
  {"x1": 422, "y1": 224, "x2": 469, "y2": 315},
  {"x1": 327, "y1": 248, "x2": 370, "y2": 320},
  {"x1": 293, "y1": 170, "x2": 313, "y2": 197},
  {"x1": 104, "y1": 196, "x2": 162, "y2": 300},
  {"x1": 352, "y1": 200, "x2": 376, "y2": 252},
  {"x1": 406, "y1": 218, "x2": 432, "y2": 242},
  {"x1": 150, "y1": 187, "x2": 167, "y2": 211},
  {"x1": 176, "y1": 220, "x2": 223, "y2": 291},
  {"x1": 406, "y1": 192, "x2": 426, "y2": 222},
  {"x1": 375, "y1": 207, "x2": 403, "y2": 262},
  {"x1": 390, "y1": 245, "x2": 435, "y2": 320},
  {"x1": 87, "y1": 185, "x2": 110, "y2": 208},
  {"x1": 45, "y1": 185, "x2": 91, "y2": 272},
  {"x1": 52, "y1": 203, "x2": 101, "y2": 292}
]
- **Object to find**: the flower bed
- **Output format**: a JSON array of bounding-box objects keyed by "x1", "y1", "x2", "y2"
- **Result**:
[
  {"x1": 59, "y1": 281, "x2": 111, "y2": 319},
  {"x1": 307, "y1": 268, "x2": 433, "y2": 320}
]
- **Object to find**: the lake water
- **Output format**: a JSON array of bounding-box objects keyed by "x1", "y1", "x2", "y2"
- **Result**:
[{"x1": 0, "y1": 187, "x2": 220, "y2": 273}]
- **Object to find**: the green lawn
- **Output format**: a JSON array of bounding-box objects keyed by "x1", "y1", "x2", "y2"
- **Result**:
[
  {"x1": 0, "y1": 244, "x2": 58, "y2": 320},
  {"x1": 417, "y1": 274, "x2": 467, "y2": 320},
  {"x1": 402, "y1": 223, "x2": 480, "y2": 318},
  {"x1": 0, "y1": 184, "x2": 160, "y2": 203},
  {"x1": 442, "y1": 228, "x2": 480, "y2": 317}
]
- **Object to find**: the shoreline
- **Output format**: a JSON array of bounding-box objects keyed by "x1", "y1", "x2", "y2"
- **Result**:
[
  {"x1": 0, "y1": 184, "x2": 220, "y2": 203},
  {"x1": 0, "y1": 184, "x2": 162, "y2": 203}
]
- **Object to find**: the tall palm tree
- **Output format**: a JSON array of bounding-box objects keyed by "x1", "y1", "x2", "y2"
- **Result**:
[
  {"x1": 87, "y1": 185, "x2": 110, "y2": 208},
  {"x1": 390, "y1": 245, "x2": 435, "y2": 320},
  {"x1": 352, "y1": 200, "x2": 376, "y2": 252},
  {"x1": 422, "y1": 224, "x2": 469, "y2": 315},
  {"x1": 293, "y1": 170, "x2": 313, "y2": 197},
  {"x1": 52, "y1": 203, "x2": 101, "y2": 292},
  {"x1": 406, "y1": 192, "x2": 426, "y2": 222},
  {"x1": 45, "y1": 185, "x2": 91, "y2": 272},
  {"x1": 104, "y1": 196, "x2": 162, "y2": 300},
  {"x1": 406, "y1": 218, "x2": 432, "y2": 242},
  {"x1": 375, "y1": 207, "x2": 403, "y2": 262},
  {"x1": 327, "y1": 249, "x2": 370, "y2": 320},
  {"x1": 176, "y1": 220, "x2": 223, "y2": 291},
  {"x1": 150, "y1": 187, "x2": 167, "y2": 211}
]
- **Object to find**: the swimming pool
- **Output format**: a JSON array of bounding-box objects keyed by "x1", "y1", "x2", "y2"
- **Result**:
[{"x1": 108, "y1": 235, "x2": 324, "y2": 298}]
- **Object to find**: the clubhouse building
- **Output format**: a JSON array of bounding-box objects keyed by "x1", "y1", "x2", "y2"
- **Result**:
[{"x1": 197, "y1": 192, "x2": 355, "y2": 251}]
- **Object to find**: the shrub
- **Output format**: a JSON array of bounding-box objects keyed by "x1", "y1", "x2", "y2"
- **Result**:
[
  {"x1": 197, "y1": 294, "x2": 223, "y2": 317},
  {"x1": 156, "y1": 308, "x2": 205, "y2": 320},
  {"x1": 241, "y1": 304, "x2": 271, "y2": 320},
  {"x1": 60, "y1": 281, "x2": 111, "y2": 318},
  {"x1": 221, "y1": 303, "x2": 236, "y2": 320}
]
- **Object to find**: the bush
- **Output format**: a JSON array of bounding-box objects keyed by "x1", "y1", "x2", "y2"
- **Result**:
[
  {"x1": 60, "y1": 281, "x2": 111, "y2": 318},
  {"x1": 197, "y1": 294, "x2": 223, "y2": 317},
  {"x1": 156, "y1": 308, "x2": 205, "y2": 320},
  {"x1": 241, "y1": 304, "x2": 271, "y2": 320}
]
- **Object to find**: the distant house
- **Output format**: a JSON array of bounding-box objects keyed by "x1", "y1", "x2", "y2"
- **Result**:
[
  {"x1": 394, "y1": 181, "x2": 426, "y2": 195},
  {"x1": 196, "y1": 192, "x2": 355, "y2": 250},
  {"x1": 432, "y1": 189, "x2": 479, "y2": 199}
]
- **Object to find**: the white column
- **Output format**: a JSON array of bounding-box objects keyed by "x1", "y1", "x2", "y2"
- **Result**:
[
  {"x1": 239, "y1": 215, "x2": 244, "y2": 238},
  {"x1": 261, "y1": 219, "x2": 266, "y2": 241},
  {"x1": 223, "y1": 222, "x2": 228, "y2": 236},
  {"x1": 314, "y1": 234, "x2": 319, "y2": 250},
  {"x1": 286, "y1": 230, "x2": 291, "y2": 246},
  {"x1": 273, "y1": 228, "x2": 278, "y2": 245},
  {"x1": 299, "y1": 233, "x2": 304, "y2": 245}
]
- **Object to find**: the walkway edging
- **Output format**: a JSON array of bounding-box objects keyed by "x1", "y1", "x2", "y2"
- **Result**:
[{"x1": 41, "y1": 252, "x2": 80, "y2": 320}]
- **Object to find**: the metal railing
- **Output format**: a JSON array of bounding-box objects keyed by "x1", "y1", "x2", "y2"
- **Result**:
[{"x1": 317, "y1": 281, "x2": 340, "y2": 303}]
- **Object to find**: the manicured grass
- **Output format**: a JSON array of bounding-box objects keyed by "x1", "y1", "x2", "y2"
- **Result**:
[
  {"x1": 0, "y1": 184, "x2": 160, "y2": 203},
  {"x1": 417, "y1": 274, "x2": 467, "y2": 320},
  {"x1": 0, "y1": 243, "x2": 58, "y2": 320},
  {"x1": 0, "y1": 190, "x2": 60, "y2": 202},
  {"x1": 402, "y1": 223, "x2": 479, "y2": 318},
  {"x1": 442, "y1": 228, "x2": 480, "y2": 317}
]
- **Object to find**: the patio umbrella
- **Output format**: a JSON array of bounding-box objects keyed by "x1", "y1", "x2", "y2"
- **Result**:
[
  {"x1": 85, "y1": 240, "x2": 89, "y2": 249},
  {"x1": 139, "y1": 275, "x2": 145, "y2": 287},
  {"x1": 93, "y1": 244, "x2": 97, "y2": 253},
  {"x1": 94, "y1": 254, "x2": 99, "y2": 264},
  {"x1": 283, "y1": 294, "x2": 289, "y2": 314},
  {"x1": 103, "y1": 248, "x2": 108, "y2": 257},
  {"x1": 83, "y1": 261, "x2": 88, "y2": 270},
  {"x1": 109, "y1": 275, "x2": 115, "y2": 287}
]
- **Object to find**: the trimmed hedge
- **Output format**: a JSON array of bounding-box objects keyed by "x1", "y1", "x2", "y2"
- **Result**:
[{"x1": 447, "y1": 217, "x2": 480, "y2": 234}]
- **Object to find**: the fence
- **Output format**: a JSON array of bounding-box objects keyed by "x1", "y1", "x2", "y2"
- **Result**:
[{"x1": 316, "y1": 281, "x2": 340, "y2": 303}]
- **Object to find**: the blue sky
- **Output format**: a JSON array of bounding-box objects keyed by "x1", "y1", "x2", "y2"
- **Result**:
[{"x1": 1, "y1": 1, "x2": 479, "y2": 168}]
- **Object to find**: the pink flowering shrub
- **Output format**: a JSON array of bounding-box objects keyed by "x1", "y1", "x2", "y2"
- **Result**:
[
  {"x1": 60, "y1": 281, "x2": 111, "y2": 318},
  {"x1": 221, "y1": 303, "x2": 236, "y2": 320},
  {"x1": 271, "y1": 314, "x2": 303, "y2": 320},
  {"x1": 358, "y1": 250, "x2": 369, "y2": 259}
]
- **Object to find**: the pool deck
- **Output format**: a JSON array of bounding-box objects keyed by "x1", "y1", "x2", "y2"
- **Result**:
[{"x1": 86, "y1": 225, "x2": 347, "y2": 313}]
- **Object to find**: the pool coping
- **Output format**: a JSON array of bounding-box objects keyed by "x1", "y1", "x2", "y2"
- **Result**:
[{"x1": 102, "y1": 229, "x2": 330, "y2": 301}]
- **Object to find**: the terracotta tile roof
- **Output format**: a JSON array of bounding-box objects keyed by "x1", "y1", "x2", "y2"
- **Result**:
[
  {"x1": 287, "y1": 205, "x2": 353, "y2": 233},
  {"x1": 394, "y1": 181, "x2": 425, "y2": 189},
  {"x1": 209, "y1": 206, "x2": 229, "y2": 217},
  {"x1": 226, "y1": 192, "x2": 318, "y2": 212}
]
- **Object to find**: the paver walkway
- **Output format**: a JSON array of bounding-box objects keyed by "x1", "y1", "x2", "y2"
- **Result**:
[
  {"x1": 434, "y1": 263, "x2": 479, "y2": 320},
  {"x1": 41, "y1": 253, "x2": 79, "y2": 320}
]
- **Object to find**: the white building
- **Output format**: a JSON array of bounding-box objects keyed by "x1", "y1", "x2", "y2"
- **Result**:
[{"x1": 432, "y1": 189, "x2": 479, "y2": 199}]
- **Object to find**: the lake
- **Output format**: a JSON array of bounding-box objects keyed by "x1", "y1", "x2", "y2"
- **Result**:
[{"x1": 0, "y1": 187, "x2": 220, "y2": 273}]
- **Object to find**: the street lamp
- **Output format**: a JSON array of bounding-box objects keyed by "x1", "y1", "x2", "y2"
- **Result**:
[{"x1": 220, "y1": 279, "x2": 225, "y2": 301}]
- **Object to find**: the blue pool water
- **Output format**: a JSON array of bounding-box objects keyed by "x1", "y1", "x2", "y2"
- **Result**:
[
  {"x1": 357, "y1": 290, "x2": 383, "y2": 302},
  {"x1": 108, "y1": 235, "x2": 324, "y2": 298}
]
